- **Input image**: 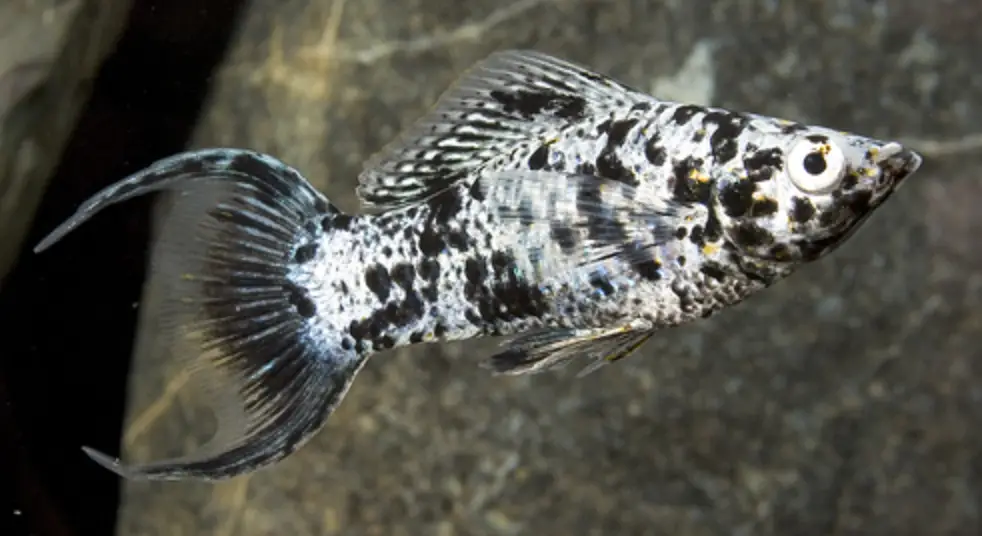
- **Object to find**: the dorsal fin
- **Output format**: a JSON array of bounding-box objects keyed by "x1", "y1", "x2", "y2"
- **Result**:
[{"x1": 355, "y1": 50, "x2": 655, "y2": 209}]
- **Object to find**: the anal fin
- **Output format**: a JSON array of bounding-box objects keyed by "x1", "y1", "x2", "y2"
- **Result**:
[{"x1": 483, "y1": 319, "x2": 655, "y2": 377}]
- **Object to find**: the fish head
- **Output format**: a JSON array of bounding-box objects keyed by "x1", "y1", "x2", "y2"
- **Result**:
[{"x1": 710, "y1": 122, "x2": 923, "y2": 266}]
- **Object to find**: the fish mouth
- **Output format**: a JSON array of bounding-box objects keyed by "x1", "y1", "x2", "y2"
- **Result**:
[
  {"x1": 790, "y1": 142, "x2": 921, "y2": 263},
  {"x1": 873, "y1": 142, "x2": 923, "y2": 187}
]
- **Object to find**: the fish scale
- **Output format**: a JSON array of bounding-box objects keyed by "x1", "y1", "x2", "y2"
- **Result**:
[{"x1": 33, "y1": 49, "x2": 922, "y2": 482}]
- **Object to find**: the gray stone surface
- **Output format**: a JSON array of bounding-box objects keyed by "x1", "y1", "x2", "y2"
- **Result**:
[{"x1": 116, "y1": 0, "x2": 982, "y2": 534}]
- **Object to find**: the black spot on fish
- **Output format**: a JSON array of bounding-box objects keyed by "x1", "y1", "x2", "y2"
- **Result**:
[
  {"x1": 744, "y1": 148, "x2": 784, "y2": 170},
  {"x1": 304, "y1": 221, "x2": 318, "y2": 236},
  {"x1": 730, "y1": 221, "x2": 774, "y2": 248},
  {"x1": 607, "y1": 119, "x2": 636, "y2": 145},
  {"x1": 477, "y1": 298, "x2": 497, "y2": 322},
  {"x1": 293, "y1": 243, "x2": 318, "y2": 263},
  {"x1": 677, "y1": 255, "x2": 686, "y2": 265},
  {"x1": 418, "y1": 228, "x2": 445, "y2": 256},
  {"x1": 704, "y1": 207, "x2": 724, "y2": 243},
  {"x1": 819, "y1": 190, "x2": 872, "y2": 227},
  {"x1": 382, "y1": 302, "x2": 401, "y2": 325},
  {"x1": 463, "y1": 280, "x2": 479, "y2": 301},
  {"x1": 674, "y1": 227, "x2": 688, "y2": 240},
  {"x1": 410, "y1": 331, "x2": 424, "y2": 344},
  {"x1": 381, "y1": 246, "x2": 393, "y2": 258},
  {"x1": 805, "y1": 134, "x2": 829, "y2": 144},
  {"x1": 550, "y1": 223, "x2": 578, "y2": 253},
  {"x1": 840, "y1": 173, "x2": 858, "y2": 191},
  {"x1": 434, "y1": 323, "x2": 447, "y2": 337},
  {"x1": 749, "y1": 197, "x2": 779, "y2": 218},
  {"x1": 744, "y1": 148, "x2": 784, "y2": 182},
  {"x1": 421, "y1": 285, "x2": 439, "y2": 303},
  {"x1": 347, "y1": 314, "x2": 379, "y2": 343},
  {"x1": 429, "y1": 186, "x2": 464, "y2": 225},
  {"x1": 595, "y1": 150, "x2": 633, "y2": 183},
  {"x1": 482, "y1": 252, "x2": 550, "y2": 321},
  {"x1": 447, "y1": 230, "x2": 469, "y2": 251},
  {"x1": 576, "y1": 161, "x2": 597, "y2": 176},
  {"x1": 718, "y1": 180, "x2": 755, "y2": 217},
  {"x1": 341, "y1": 338, "x2": 354, "y2": 350},
  {"x1": 489, "y1": 89, "x2": 587, "y2": 120},
  {"x1": 326, "y1": 213, "x2": 353, "y2": 231},
  {"x1": 418, "y1": 258, "x2": 440, "y2": 282},
  {"x1": 691, "y1": 129, "x2": 706, "y2": 143},
  {"x1": 630, "y1": 102, "x2": 652, "y2": 112},
  {"x1": 705, "y1": 111, "x2": 747, "y2": 164},
  {"x1": 671, "y1": 105, "x2": 701, "y2": 124},
  {"x1": 469, "y1": 177, "x2": 486, "y2": 201},
  {"x1": 395, "y1": 292, "x2": 425, "y2": 325},
  {"x1": 644, "y1": 136, "x2": 666, "y2": 166},
  {"x1": 689, "y1": 224, "x2": 705, "y2": 246},
  {"x1": 595, "y1": 118, "x2": 639, "y2": 185},
  {"x1": 375, "y1": 335, "x2": 395, "y2": 351},
  {"x1": 671, "y1": 157, "x2": 710, "y2": 205},
  {"x1": 589, "y1": 273, "x2": 616, "y2": 296},
  {"x1": 528, "y1": 144, "x2": 549, "y2": 170},
  {"x1": 391, "y1": 262, "x2": 416, "y2": 291},
  {"x1": 768, "y1": 243, "x2": 794, "y2": 263},
  {"x1": 490, "y1": 251, "x2": 512, "y2": 276},
  {"x1": 634, "y1": 259, "x2": 662, "y2": 281},
  {"x1": 700, "y1": 263, "x2": 727, "y2": 281},
  {"x1": 285, "y1": 282, "x2": 317, "y2": 318},
  {"x1": 575, "y1": 180, "x2": 603, "y2": 220},
  {"x1": 780, "y1": 122, "x2": 807, "y2": 134},
  {"x1": 364, "y1": 264, "x2": 392, "y2": 303},
  {"x1": 465, "y1": 257, "x2": 486, "y2": 285},
  {"x1": 795, "y1": 234, "x2": 841, "y2": 261}
]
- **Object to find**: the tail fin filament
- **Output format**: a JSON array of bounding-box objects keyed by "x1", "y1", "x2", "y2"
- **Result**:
[{"x1": 37, "y1": 149, "x2": 366, "y2": 481}]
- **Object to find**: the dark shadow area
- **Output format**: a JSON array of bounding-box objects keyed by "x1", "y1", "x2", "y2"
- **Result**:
[{"x1": 0, "y1": 1, "x2": 247, "y2": 534}]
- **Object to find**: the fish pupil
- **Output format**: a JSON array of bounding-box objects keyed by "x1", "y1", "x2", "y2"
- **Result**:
[{"x1": 803, "y1": 152, "x2": 827, "y2": 175}]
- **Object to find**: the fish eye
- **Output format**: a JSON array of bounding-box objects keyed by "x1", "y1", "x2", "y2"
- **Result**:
[{"x1": 786, "y1": 137, "x2": 847, "y2": 193}]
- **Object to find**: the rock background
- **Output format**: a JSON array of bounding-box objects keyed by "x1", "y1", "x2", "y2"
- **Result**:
[
  {"x1": 0, "y1": 0, "x2": 133, "y2": 286},
  {"x1": 109, "y1": 1, "x2": 982, "y2": 534}
]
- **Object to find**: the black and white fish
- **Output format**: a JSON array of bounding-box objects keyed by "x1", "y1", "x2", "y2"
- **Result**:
[{"x1": 35, "y1": 50, "x2": 922, "y2": 481}]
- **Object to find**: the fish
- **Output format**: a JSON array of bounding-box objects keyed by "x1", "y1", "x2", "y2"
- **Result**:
[{"x1": 34, "y1": 50, "x2": 922, "y2": 482}]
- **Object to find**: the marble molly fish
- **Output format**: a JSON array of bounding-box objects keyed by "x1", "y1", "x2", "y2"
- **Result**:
[{"x1": 34, "y1": 50, "x2": 922, "y2": 481}]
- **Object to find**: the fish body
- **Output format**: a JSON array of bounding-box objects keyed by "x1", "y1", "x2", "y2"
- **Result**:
[{"x1": 35, "y1": 51, "x2": 922, "y2": 481}]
